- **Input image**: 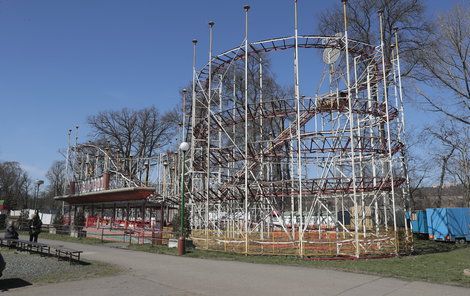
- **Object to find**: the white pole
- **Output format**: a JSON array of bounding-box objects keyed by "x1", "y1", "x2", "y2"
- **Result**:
[
  {"x1": 379, "y1": 10, "x2": 398, "y2": 242},
  {"x1": 342, "y1": 0, "x2": 360, "y2": 258},
  {"x1": 244, "y1": 4, "x2": 250, "y2": 255},
  {"x1": 394, "y1": 29, "x2": 407, "y2": 137},
  {"x1": 394, "y1": 27, "x2": 411, "y2": 244},
  {"x1": 206, "y1": 21, "x2": 215, "y2": 249},
  {"x1": 189, "y1": 39, "x2": 198, "y2": 233},
  {"x1": 218, "y1": 74, "x2": 223, "y2": 186},
  {"x1": 290, "y1": 128, "x2": 295, "y2": 240},
  {"x1": 182, "y1": 89, "x2": 187, "y2": 142},
  {"x1": 354, "y1": 55, "x2": 367, "y2": 238},
  {"x1": 63, "y1": 129, "x2": 72, "y2": 214},
  {"x1": 190, "y1": 39, "x2": 198, "y2": 191},
  {"x1": 259, "y1": 58, "x2": 265, "y2": 239},
  {"x1": 293, "y1": 0, "x2": 303, "y2": 258},
  {"x1": 74, "y1": 125, "x2": 79, "y2": 181},
  {"x1": 367, "y1": 66, "x2": 380, "y2": 237}
]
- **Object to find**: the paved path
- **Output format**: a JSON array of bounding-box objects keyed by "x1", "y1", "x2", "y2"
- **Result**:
[{"x1": 3, "y1": 238, "x2": 469, "y2": 296}]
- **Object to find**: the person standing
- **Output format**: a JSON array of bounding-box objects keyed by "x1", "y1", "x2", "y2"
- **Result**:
[
  {"x1": 4, "y1": 221, "x2": 19, "y2": 240},
  {"x1": 28, "y1": 213, "x2": 43, "y2": 242},
  {"x1": 4, "y1": 221, "x2": 19, "y2": 247}
]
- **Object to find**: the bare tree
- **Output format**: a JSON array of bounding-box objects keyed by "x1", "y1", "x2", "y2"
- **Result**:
[
  {"x1": 46, "y1": 160, "x2": 66, "y2": 197},
  {"x1": 317, "y1": 0, "x2": 431, "y2": 76},
  {"x1": 424, "y1": 121, "x2": 470, "y2": 207},
  {"x1": 445, "y1": 126, "x2": 470, "y2": 206},
  {"x1": 88, "y1": 106, "x2": 178, "y2": 159},
  {"x1": 0, "y1": 161, "x2": 31, "y2": 209},
  {"x1": 416, "y1": 5, "x2": 470, "y2": 125},
  {"x1": 87, "y1": 106, "x2": 178, "y2": 180},
  {"x1": 402, "y1": 130, "x2": 430, "y2": 208}
]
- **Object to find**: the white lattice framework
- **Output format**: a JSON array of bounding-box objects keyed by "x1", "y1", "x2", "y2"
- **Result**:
[{"x1": 184, "y1": 3, "x2": 411, "y2": 258}]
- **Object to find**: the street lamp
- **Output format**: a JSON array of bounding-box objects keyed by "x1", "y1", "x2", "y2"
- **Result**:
[
  {"x1": 34, "y1": 179, "x2": 44, "y2": 210},
  {"x1": 162, "y1": 160, "x2": 168, "y2": 202},
  {"x1": 178, "y1": 141, "x2": 190, "y2": 256}
]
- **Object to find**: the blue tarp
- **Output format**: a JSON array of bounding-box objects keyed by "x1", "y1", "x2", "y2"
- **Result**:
[
  {"x1": 409, "y1": 210, "x2": 428, "y2": 234},
  {"x1": 426, "y1": 208, "x2": 470, "y2": 241}
]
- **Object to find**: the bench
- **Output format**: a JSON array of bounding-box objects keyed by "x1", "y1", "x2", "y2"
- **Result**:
[
  {"x1": 0, "y1": 238, "x2": 82, "y2": 264},
  {"x1": 17, "y1": 240, "x2": 51, "y2": 256},
  {"x1": 55, "y1": 247, "x2": 83, "y2": 265},
  {"x1": 0, "y1": 238, "x2": 20, "y2": 248},
  {"x1": 0, "y1": 239, "x2": 51, "y2": 256}
]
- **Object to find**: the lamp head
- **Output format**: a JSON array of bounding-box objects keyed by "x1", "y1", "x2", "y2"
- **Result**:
[{"x1": 179, "y1": 142, "x2": 190, "y2": 152}]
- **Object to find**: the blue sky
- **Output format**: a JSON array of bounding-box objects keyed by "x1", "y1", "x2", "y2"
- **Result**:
[{"x1": 0, "y1": 0, "x2": 462, "y2": 183}]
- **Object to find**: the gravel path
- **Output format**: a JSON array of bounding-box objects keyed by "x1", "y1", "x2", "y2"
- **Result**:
[
  {"x1": 1, "y1": 249, "x2": 87, "y2": 283},
  {"x1": 0, "y1": 233, "x2": 120, "y2": 289}
]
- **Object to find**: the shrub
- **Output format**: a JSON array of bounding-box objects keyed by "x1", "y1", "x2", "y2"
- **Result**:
[
  {"x1": 74, "y1": 211, "x2": 86, "y2": 228},
  {"x1": 53, "y1": 212, "x2": 64, "y2": 226},
  {"x1": 171, "y1": 208, "x2": 190, "y2": 237}
]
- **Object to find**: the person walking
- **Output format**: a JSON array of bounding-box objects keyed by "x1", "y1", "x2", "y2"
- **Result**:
[{"x1": 28, "y1": 213, "x2": 43, "y2": 242}]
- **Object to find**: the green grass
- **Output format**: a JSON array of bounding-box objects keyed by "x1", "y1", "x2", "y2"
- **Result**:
[
  {"x1": 128, "y1": 244, "x2": 179, "y2": 256},
  {"x1": 129, "y1": 239, "x2": 470, "y2": 287},
  {"x1": 19, "y1": 231, "x2": 112, "y2": 245},
  {"x1": 35, "y1": 233, "x2": 470, "y2": 287}
]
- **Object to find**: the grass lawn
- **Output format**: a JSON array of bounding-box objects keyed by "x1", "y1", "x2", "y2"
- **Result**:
[
  {"x1": 19, "y1": 231, "x2": 112, "y2": 246},
  {"x1": 33, "y1": 232, "x2": 470, "y2": 287}
]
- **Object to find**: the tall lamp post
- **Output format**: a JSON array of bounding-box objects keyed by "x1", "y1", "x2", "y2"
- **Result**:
[
  {"x1": 34, "y1": 179, "x2": 44, "y2": 210},
  {"x1": 178, "y1": 141, "x2": 190, "y2": 255}
]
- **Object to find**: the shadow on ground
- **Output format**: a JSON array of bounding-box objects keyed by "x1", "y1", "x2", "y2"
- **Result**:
[
  {"x1": 412, "y1": 238, "x2": 466, "y2": 255},
  {"x1": 0, "y1": 278, "x2": 32, "y2": 291},
  {"x1": 53, "y1": 257, "x2": 91, "y2": 266}
]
